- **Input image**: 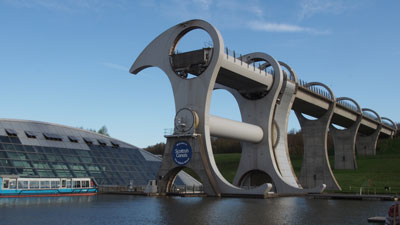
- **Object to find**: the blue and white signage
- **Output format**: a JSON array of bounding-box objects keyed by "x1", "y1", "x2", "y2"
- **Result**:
[{"x1": 172, "y1": 141, "x2": 192, "y2": 166}]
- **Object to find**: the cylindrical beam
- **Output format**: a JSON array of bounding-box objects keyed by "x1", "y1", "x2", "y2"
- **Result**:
[{"x1": 209, "y1": 115, "x2": 263, "y2": 143}]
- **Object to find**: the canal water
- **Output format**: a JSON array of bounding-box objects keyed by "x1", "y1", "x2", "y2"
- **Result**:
[{"x1": 0, "y1": 195, "x2": 390, "y2": 225}]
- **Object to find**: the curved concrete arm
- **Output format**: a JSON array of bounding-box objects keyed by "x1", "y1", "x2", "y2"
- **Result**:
[
  {"x1": 305, "y1": 82, "x2": 335, "y2": 101},
  {"x1": 129, "y1": 19, "x2": 224, "y2": 81},
  {"x1": 381, "y1": 117, "x2": 397, "y2": 131},
  {"x1": 337, "y1": 97, "x2": 362, "y2": 113},
  {"x1": 256, "y1": 61, "x2": 298, "y2": 84},
  {"x1": 278, "y1": 61, "x2": 299, "y2": 84},
  {"x1": 240, "y1": 52, "x2": 283, "y2": 88},
  {"x1": 362, "y1": 108, "x2": 382, "y2": 123}
]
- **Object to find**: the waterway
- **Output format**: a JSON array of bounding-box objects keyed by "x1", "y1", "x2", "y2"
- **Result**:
[{"x1": 0, "y1": 194, "x2": 390, "y2": 225}]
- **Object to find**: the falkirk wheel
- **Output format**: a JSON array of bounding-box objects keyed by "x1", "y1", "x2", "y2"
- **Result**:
[{"x1": 130, "y1": 19, "x2": 326, "y2": 197}]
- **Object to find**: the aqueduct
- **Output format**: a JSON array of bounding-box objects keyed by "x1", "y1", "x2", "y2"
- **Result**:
[{"x1": 130, "y1": 20, "x2": 397, "y2": 197}]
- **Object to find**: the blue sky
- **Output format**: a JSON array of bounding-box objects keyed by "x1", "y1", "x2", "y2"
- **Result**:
[{"x1": 1, "y1": 0, "x2": 399, "y2": 148}]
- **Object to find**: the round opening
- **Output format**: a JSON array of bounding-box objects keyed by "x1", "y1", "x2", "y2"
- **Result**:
[
  {"x1": 240, "y1": 60, "x2": 273, "y2": 100},
  {"x1": 166, "y1": 167, "x2": 204, "y2": 194},
  {"x1": 301, "y1": 113, "x2": 318, "y2": 121},
  {"x1": 170, "y1": 28, "x2": 214, "y2": 79},
  {"x1": 239, "y1": 170, "x2": 276, "y2": 192},
  {"x1": 331, "y1": 123, "x2": 346, "y2": 131},
  {"x1": 210, "y1": 89, "x2": 242, "y2": 183}
]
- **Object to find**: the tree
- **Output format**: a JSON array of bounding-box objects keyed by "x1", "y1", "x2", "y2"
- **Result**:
[
  {"x1": 97, "y1": 125, "x2": 109, "y2": 136},
  {"x1": 396, "y1": 123, "x2": 400, "y2": 137},
  {"x1": 145, "y1": 142, "x2": 166, "y2": 155},
  {"x1": 78, "y1": 125, "x2": 110, "y2": 136}
]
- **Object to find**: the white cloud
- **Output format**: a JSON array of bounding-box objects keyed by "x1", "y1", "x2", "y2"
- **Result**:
[
  {"x1": 193, "y1": 0, "x2": 212, "y2": 10},
  {"x1": 100, "y1": 62, "x2": 129, "y2": 72},
  {"x1": 147, "y1": 0, "x2": 264, "y2": 26},
  {"x1": 298, "y1": 0, "x2": 348, "y2": 20},
  {"x1": 248, "y1": 21, "x2": 330, "y2": 35}
]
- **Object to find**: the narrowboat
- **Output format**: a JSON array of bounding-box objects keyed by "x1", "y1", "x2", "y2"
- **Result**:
[{"x1": 0, "y1": 175, "x2": 97, "y2": 198}]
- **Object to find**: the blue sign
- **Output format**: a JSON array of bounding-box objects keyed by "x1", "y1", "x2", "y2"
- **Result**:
[{"x1": 172, "y1": 141, "x2": 192, "y2": 166}]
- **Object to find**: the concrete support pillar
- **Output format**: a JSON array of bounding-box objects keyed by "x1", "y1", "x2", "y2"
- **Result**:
[
  {"x1": 356, "y1": 108, "x2": 382, "y2": 156},
  {"x1": 330, "y1": 97, "x2": 362, "y2": 170},
  {"x1": 271, "y1": 62, "x2": 302, "y2": 188},
  {"x1": 356, "y1": 128, "x2": 381, "y2": 156},
  {"x1": 224, "y1": 56, "x2": 325, "y2": 195},
  {"x1": 157, "y1": 136, "x2": 219, "y2": 196},
  {"x1": 295, "y1": 83, "x2": 341, "y2": 191},
  {"x1": 330, "y1": 123, "x2": 360, "y2": 169}
]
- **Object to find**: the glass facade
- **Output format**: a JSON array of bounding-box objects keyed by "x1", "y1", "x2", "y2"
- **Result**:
[
  {"x1": 0, "y1": 135, "x2": 163, "y2": 185},
  {"x1": 0, "y1": 119, "x2": 201, "y2": 187}
]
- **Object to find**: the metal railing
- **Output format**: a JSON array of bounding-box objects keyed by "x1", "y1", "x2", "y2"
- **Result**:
[
  {"x1": 224, "y1": 47, "x2": 273, "y2": 77},
  {"x1": 298, "y1": 79, "x2": 333, "y2": 100},
  {"x1": 345, "y1": 186, "x2": 400, "y2": 195},
  {"x1": 98, "y1": 185, "x2": 145, "y2": 193},
  {"x1": 337, "y1": 100, "x2": 358, "y2": 112},
  {"x1": 363, "y1": 111, "x2": 380, "y2": 122},
  {"x1": 169, "y1": 184, "x2": 204, "y2": 194},
  {"x1": 382, "y1": 120, "x2": 397, "y2": 129}
]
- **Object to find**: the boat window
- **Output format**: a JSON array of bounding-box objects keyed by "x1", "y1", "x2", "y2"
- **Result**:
[
  {"x1": 51, "y1": 181, "x2": 59, "y2": 189},
  {"x1": 9, "y1": 180, "x2": 17, "y2": 189},
  {"x1": 18, "y1": 181, "x2": 29, "y2": 189},
  {"x1": 30, "y1": 181, "x2": 39, "y2": 189},
  {"x1": 61, "y1": 179, "x2": 66, "y2": 188},
  {"x1": 40, "y1": 181, "x2": 50, "y2": 189},
  {"x1": 3, "y1": 180, "x2": 9, "y2": 189},
  {"x1": 73, "y1": 180, "x2": 81, "y2": 188},
  {"x1": 67, "y1": 180, "x2": 72, "y2": 188},
  {"x1": 82, "y1": 180, "x2": 89, "y2": 188}
]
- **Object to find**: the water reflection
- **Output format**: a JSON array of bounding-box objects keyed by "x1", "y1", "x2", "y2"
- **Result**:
[
  {"x1": 0, "y1": 195, "x2": 97, "y2": 208},
  {"x1": 0, "y1": 195, "x2": 391, "y2": 225}
]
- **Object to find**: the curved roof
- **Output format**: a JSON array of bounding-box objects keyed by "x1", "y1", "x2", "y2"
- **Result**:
[
  {"x1": 0, "y1": 118, "x2": 201, "y2": 186},
  {"x1": 0, "y1": 118, "x2": 137, "y2": 149}
]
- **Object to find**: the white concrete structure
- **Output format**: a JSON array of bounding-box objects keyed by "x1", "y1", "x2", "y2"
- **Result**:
[{"x1": 130, "y1": 19, "x2": 397, "y2": 196}]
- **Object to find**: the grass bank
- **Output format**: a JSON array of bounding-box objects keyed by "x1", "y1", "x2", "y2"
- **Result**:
[{"x1": 213, "y1": 137, "x2": 400, "y2": 194}]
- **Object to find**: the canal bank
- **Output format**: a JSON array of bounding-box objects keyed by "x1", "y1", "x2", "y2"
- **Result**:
[{"x1": 98, "y1": 185, "x2": 397, "y2": 201}]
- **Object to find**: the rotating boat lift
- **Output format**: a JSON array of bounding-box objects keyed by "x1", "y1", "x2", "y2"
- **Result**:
[{"x1": 129, "y1": 19, "x2": 397, "y2": 197}]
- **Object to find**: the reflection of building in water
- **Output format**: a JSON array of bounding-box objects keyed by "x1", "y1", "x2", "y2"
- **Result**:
[
  {"x1": 0, "y1": 119, "x2": 199, "y2": 187},
  {"x1": 0, "y1": 194, "x2": 97, "y2": 207}
]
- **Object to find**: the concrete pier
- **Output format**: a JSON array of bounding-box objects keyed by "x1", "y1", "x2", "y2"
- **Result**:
[
  {"x1": 295, "y1": 82, "x2": 341, "y2": 191},
  {"x1": 356, "y1": 109, "x2": 382, "y2": 156},
  {"x1": 330, "y1": 97, "x2": 362, "y2": 169}
]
